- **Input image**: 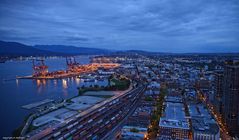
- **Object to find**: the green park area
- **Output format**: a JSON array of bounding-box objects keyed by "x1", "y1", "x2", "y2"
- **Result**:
[
  {"x1": 109, "y1": 77, "x2": 130, "y2": 90},
  {"x1": 78, "y1": 76, "x2": 130, "y2": 96}
]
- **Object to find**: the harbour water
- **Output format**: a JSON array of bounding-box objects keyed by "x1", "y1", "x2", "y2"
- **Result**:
[{"x1": 0, "y1": 56, "x2": 99, "y2": 137}]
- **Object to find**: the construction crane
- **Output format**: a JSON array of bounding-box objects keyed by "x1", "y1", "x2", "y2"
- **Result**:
[{"x1": 32, "y1": 58, "x2": 48, "y2": 77}]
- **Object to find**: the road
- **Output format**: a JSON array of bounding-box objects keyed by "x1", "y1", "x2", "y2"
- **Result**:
[{"x1": 196, "y1": 89, "x2": 232, "y2": 139}]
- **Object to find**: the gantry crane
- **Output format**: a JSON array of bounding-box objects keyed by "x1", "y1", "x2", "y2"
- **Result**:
[{"x1": 32, "y1": 58, "x2": 48, "y2": 77}]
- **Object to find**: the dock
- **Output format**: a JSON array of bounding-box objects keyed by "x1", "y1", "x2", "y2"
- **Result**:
[
  {"x1": 17, "y1": 63, "x2": 120, "y2": 80},
  {"x1": 22, "y1": 99, "x2": 54, "y2": 110},
  {"x1": 16, "y1": 73, "x2": 81, "y2": 80}
]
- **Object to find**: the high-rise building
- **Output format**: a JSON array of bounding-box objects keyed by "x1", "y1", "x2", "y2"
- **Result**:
[
  {"x1": 213, "y1": 70, "x2": 224, "y2": 114},
  {"x1": 222, "y1": 60, "x2": 239, "y2": 137}
]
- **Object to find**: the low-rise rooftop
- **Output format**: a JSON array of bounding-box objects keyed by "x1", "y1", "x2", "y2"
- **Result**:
[
  {"x1": 165, "y1": 96, "x2": 183, "y2": 103},
  {"x1": 188, "y1": 104, "x2": 219, "y2": 134},
  {"x1": 159, "y1": 102, "x2": 189, "y2": 129}
]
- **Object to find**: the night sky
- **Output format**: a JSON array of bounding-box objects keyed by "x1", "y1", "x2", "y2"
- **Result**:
[{"x1": 0, "y1": 0, "x2": 239, "y2": 52}]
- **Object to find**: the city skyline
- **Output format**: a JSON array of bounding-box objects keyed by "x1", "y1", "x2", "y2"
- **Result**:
[
  {"x1": 0, "y1": 0, "x2": 239, "y2": 53},
  {"x1": 0, "y1": 0, "x2": 239, "y2": 139}
]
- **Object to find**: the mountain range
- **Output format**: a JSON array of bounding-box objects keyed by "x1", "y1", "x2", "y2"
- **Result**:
[
  {"x1": 0, "y1": 40, "x2": 111, "y2": 56},
  {"x1": 1, "y1": 40, "x2": 238, "y2": 57}
]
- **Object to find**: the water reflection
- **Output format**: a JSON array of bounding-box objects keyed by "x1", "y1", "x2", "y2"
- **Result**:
[
  {"x1": 53, "y1": 80, "x2": 57, "y2": 87},
  {"x1": 16, "y1": 79, "x2": 19, "y2": 87},
  {"x1": 33, "y1": 78, "x2": 74, "y2": 89},
  {"x1": 75, "y1": 78, "x2": 80, "y2": 84},
  {"x1": 23, "y1": 77, "x2": 109, "y2": 98},
  {"x1": 62, "y1": 79, "x2": 68, "y2": 89},
  {"x1": 36, "y1": 79, "x2": 47, "y2": 87}
]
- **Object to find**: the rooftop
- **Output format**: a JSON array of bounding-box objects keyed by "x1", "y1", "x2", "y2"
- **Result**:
[
  {"x1": 159, "y1": 102, "x2": 189, "y2": 129},
  {"x1": 188, "y1": 104, "x2": 215, "y2": 122},
  {"x1": 191, "y1": 117, "x2": 219, "y2": 134},
  {"x1": 165, "y1": 96, "x2": 183, "y2": 103},
  {"x1": 22, "y1": 99, "x2": 54, "y2": 110},
  {"x1": 121, "y1": 126, "x2": 147, "y2": 139},
  {"x1": 188, "y1": 104, "x2": 219, "y2": 134}
]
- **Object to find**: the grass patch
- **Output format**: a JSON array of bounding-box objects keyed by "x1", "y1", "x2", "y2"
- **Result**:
[
  {"x1": 109, "y1": 78, "x2": 130, "y2": 90},
  {"x1": 130, "y1": 128, "x2": 139, "y2": 133},
  {"x1": 145, "y1": 96, "x2": 153, "y2": 101},
  {"x1": 77, "y1": 77, "x2": 130, "y2": 95}
]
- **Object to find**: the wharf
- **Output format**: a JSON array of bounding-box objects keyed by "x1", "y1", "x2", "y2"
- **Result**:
[
  {"x1": 22, "y1": 99, "x2": 54, "y2": 110},
  {"x1": 16, "y1": 73, "x2": 81, "y2": 80}
]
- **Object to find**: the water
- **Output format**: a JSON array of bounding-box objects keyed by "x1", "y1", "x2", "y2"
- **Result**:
[{"x1": 0, "y1": 56, "x2": 91, "y2": 137}]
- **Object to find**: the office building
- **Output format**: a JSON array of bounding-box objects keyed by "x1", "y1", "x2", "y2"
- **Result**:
[
  {"x1": 222, "y1": 60, "x2": 239, "y2": 137},
  {"x1": 214, "y1": 70, "x2": 224, "y2": 114}
]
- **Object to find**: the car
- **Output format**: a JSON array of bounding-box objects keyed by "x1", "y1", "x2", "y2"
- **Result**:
[
  {"x1": 67, "y1": 124, "x2": 73, "y2": 130},
  {"x1": 57, "y1": 137, "x2": 64, "y2": 140},
  {"x1": 98, "y1": 107, "x2": 106, "y2": 112},
  {"x1": 76, "y1": 114, "x2": 81, "y2": 118},
  {"x1": 97, "y1": 119, "x2": 103, "y2": 124},
  {"x1": 70, "y1": 129, "x2": 77, "y2": 134},
  {"x1": 73, "y1": 122, "x2": 78, "y2": 126},
  {"x1": 105, "y1": 120, "x2": 109, "y2": 125},
  {"x1": 63, "y1": 133, "x2": 70, "y2": 138},
  {"x1": 77, "y1": 125, "x2": 83, "y2": 129},
  {"x1": 80, "y1": 130, "x2": 86, "y2": 136},
  {"x1": 111, "y1": 117, "x2": 115, "y2": 121},
  {"x1": 53, "y1": 132, "x2": 61, "y2": 137},
  {"x1": 88, "y1": 119, "x2": 93, "y2": 123}
]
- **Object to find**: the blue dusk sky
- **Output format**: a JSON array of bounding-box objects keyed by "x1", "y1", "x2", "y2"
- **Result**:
[{"x1": 0, "y1": 0, "x2": 239, "y2": 52}]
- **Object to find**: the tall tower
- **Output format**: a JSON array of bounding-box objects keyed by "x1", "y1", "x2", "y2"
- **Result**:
[
  {"x1": 214, "y1": 70, "x2": 224, "y2": 114},
  {"x1": 222, "y1": 60, "x2": 239, "y2": 137}
]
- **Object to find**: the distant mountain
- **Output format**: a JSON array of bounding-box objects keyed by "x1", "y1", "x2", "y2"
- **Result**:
[
  {"x1": 0, "y1": 40, "x2": 61, "y2": 56},
  {"x1": 33, "y1": 45, "x2": 111, "y2": 55},
  {"x1": 115, "y1": 50, "x2": 172, "y2": 55},
  {"x1": 3, "y1": 40, "x2": 236, "y2": 57},
  {"x1": 0, "y1": 40, "x2": 112, "y2": 56}
]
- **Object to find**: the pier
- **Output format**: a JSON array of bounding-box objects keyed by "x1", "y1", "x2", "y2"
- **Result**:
[
  {"x1": 17, "y1": 57, "x2": 120, "y2": 80},
  {"x1": 22, "y1": 99, "x2": 54, "y2": 110}
]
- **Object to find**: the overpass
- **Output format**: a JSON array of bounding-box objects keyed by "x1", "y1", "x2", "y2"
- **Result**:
[{"x1": 25, "y1": 85, "x2": 145, "y2": 140}]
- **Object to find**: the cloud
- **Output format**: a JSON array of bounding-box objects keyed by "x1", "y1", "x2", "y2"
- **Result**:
[{"x1": 0, "y1": 0, "x2": 238, "y2": 52}]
